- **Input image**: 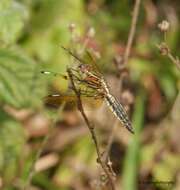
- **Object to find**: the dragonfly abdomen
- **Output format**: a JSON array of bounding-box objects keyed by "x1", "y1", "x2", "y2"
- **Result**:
[{"x1": 105, "y1": 94, "x2": 134, "y2": 134}]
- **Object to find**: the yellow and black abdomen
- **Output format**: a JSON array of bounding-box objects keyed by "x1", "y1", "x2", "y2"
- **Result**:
[{"x1": 105, "y1": 94, "x2": 134, "y2": 134}]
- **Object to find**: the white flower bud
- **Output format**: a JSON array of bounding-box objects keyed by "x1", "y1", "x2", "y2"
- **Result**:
[
  {"x1": 158, "y1": 20, "x2": 170, "y2": 32},
  {"x1": 69, "y1": 23, "x2": 76, "y2": 32},
  {"x1": 87, "y1": 27, "x2": 95, "y2": 38}
]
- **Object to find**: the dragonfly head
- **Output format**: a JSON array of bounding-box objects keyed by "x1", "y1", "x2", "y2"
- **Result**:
[{"x1": 78, "y1": 64, "x2": 92, "y2": 74}]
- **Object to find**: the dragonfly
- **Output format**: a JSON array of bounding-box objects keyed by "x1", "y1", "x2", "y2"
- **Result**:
[{"x1": 41, "y1": 47, "x2": 134, "y2": 134}]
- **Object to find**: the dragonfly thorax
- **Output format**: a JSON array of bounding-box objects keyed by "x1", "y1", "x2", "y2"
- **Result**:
[{"x1": 77, "y1": 63, "x2": 111, "y2": 97}]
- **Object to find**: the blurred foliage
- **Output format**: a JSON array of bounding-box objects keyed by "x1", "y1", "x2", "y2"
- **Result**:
[
  {"x1": 122, "y1": 88, "x2": 146, "y2": 190},
  {"x1": 0, "y1": 0, "x2": 28, "y2": 45},
  {"x1": 54, "y1": 136, "x2": 96, "y2": 186},
  {"x1": 0, "y1": 0, "x2": 180, "y2": 190},
  {"x1": 0, "y1": 47, "x2": 45, "y2": 108},
  {"x1": 0, "y1": 110, "x2": 26, "y2": 186}
]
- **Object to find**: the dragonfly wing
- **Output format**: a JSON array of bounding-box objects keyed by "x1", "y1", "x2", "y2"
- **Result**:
[
  {"x1": 41, "y1": 71, "x2": 69, "y2": 80},
  {"x1": 85, "y1": 50, "x2": 101, "y2": 74},
  {"x1": 44, "y1": 94, "x2": 77, "y2": 108},
  {"x1": 62, "y1": 46, "x2": 101, "y2": 76},
  {"x1": 81, "y1": 96, "x2": 104, "y2": 109},
  {"x1": 44, "y1": 92, "x2": 103, "y2": 110},
  {"x1": 78, "y1": 87, "x2": 104, "y2": 109}
]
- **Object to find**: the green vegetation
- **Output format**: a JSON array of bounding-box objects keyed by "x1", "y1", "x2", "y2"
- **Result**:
[{"x1": 0, "y1": 0, "x2": 180, "y2": 190}]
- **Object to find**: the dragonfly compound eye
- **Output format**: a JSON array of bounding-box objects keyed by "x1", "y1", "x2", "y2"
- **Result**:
[{"x1": 80, "y1": 64, "x2": 93, "y2": 73}]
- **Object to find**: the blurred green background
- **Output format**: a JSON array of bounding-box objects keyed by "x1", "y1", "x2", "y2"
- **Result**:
[{"x1": 0, "y1": 0, "x2": 180, "y2": 190}]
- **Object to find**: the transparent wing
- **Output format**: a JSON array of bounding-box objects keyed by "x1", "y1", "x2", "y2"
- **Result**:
[
  {"x1": 62, "y1": 46, "x2": 101, "y2": 75},
  {"x1": 44, "y1": 94, "x2": 77, "y2": 108},
  {"x1": 44, "y1": 91, "x2": 104, "y2": 110},
  {"x1": 85, "y1": 50, "x2": 101, "y2": 74}
]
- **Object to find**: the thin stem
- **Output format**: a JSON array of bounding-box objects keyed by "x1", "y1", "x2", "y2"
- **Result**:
[
  {"x1": 157, "y1": 42, "x2": 180, "y2": 71},
  {"x1": 164, "y1": 31, "x2": 167, "y2": 42},
  {"x1": 123, "y1": 0, "x2": 141, "y2": 66},
  {"x1": 167, "y1": 52, "x2": 180, "y2": 70},
  {"x1": 22, "y1": 119, "x2": 56, "y2": 190},
  {"x1": 67, "y1": 68, "x2": 116, "y2": 190}
]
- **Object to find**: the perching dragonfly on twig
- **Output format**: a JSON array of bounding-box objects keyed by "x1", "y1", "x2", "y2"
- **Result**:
[{"x1": 41, "y1": 47, "x2": 134, "y2": 134}]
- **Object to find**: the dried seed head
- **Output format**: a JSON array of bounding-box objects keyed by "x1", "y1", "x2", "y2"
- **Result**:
[
  {"x1": 87, "y1": 27, "x2": 95, "y2": 38},
  {"x1": 159, "y1": 42, "x2": 169, "y2": 56},
  {"x1": 69, "y1": 23, "x2": 76, "y2": 32},
  {"x1": 158, "y1": 20, "x2": 170, "y2": 32}
]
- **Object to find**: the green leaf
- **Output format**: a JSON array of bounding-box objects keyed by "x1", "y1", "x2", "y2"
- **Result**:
[
  {"x1": 0, "y1": 0, "x2": 28, "y2": 46},
  {"x1": 0, "y1": 47, "x2": 46, "y2": 109},
  {"x1": 0, "y1": 110, "x2": 26, "y2": 185},
  {"x1": 122, "y1": 88, "x2": 146, "y2": 190}
]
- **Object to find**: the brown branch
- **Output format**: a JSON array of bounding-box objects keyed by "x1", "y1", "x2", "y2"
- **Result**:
[
  {"x1": 157, "y1": 20, "x2": 180, "y2": 71},
  {"x1": 123, "y1": 0, "x2": 141, "y2": 66},
  {"x1": 67, "y1": 68, "x2": 116, "y2": 190},
  {"x1": 158, "y1": 42, "x2": 180, "y2": 71},
  {"x1": 168, "y1": 53, "x2": 180, "y2": 70}
]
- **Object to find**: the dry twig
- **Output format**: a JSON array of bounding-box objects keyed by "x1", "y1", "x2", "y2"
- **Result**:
[
  {"x1": 157, "y1": 20, "x2": 180, "y2": 71},
  {"x1": 157, "y1": 42, "x2": 180, "y2": 70},
  {"x1": 67, "y1": 68, "x2": 116, "y2": 190},
  {"x1": 123, "y1": 0, "x2": 141, "y2": 66}
]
